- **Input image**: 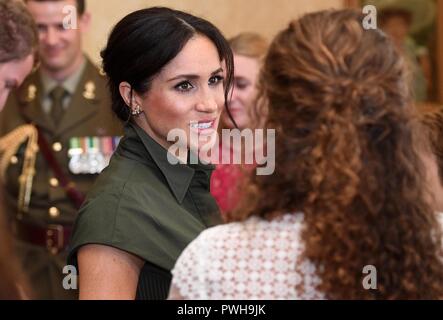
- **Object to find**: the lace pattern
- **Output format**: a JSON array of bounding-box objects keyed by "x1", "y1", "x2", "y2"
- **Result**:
[{"x1": 171, "y1": 213, "x2": 325, "y2": 299}]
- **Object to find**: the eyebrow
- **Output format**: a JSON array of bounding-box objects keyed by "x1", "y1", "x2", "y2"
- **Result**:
[{"x1": 167, "y1": 68, "x2": 224, "y2": 82}]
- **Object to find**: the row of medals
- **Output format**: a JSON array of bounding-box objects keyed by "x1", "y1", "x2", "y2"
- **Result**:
[
  {"x1": 68, "y1": 136, "x2": 121, "y2": 175},
  {"x1": 26, "y1": 79, "x2": 119, "y2": 175}
]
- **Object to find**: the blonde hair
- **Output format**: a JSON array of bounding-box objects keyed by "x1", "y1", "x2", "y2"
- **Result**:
[
  {"x1": 220, "y1": 32, "x2": 269, "y2": 131},
  {"x1": 229, "y1": 32, "x2": 268, "y2": 60}
]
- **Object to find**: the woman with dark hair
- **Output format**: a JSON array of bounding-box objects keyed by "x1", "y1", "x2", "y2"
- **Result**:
[
  {"x1": 0, "y1": 0, "x2": 38, "y2": 299},
  {"x1": 67, "y1": 7, "x2": 233, "y2": 300},
  {"x1": 169, "y1": 9, "x2": 443, "y2": 299}
]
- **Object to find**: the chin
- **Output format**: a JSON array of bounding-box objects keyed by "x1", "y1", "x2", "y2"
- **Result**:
[{"x1": 43, "y1": 57, "x2": 68, "y2": 69}]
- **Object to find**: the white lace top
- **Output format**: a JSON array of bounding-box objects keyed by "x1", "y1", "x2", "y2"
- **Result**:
[{"x1": 169, "y1": 213, "x2": 325, "y2": 300}]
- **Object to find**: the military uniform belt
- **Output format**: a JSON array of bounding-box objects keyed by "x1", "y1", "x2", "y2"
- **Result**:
[{"x1": 13, "y1": 219, "x2": 72, "y2": 255}]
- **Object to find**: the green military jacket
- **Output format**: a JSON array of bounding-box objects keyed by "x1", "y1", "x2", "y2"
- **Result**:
[
  {"x1": 0, "y1": 57, "x2": 123, "y2": 225},
  {"x1": 68, "y1": 122, "x2": 222, "y2": 300}
]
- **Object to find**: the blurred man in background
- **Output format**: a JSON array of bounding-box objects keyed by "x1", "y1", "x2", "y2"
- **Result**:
[
  {"x1": 0, "y1": 0, "x2": 38, "y2": 300},
  {"x1": 0, "y1": 0, "x2": 122, "y2": 299}
]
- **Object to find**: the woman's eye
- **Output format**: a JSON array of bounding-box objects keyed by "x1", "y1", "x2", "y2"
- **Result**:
[
  {"x1": 235, "y1": 80, "x2": 249, "y2": 90},
  {"x1": 209, "y1": 75, "x2": 224, "y2": 86},
  {"x1": 175, "y1": 81, "x2": 193, "y2": 92}
]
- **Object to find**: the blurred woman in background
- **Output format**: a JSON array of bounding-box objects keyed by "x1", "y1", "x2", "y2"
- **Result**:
[
  {"x1": 0, "y1": 0, "x2": 38, "y2": 299},
  {"x1": 210, "y1": 32, "x2": 268, "y2": 215},
  {"x1": 169, "y1": 9, "x2": 443, "y2": 299}
]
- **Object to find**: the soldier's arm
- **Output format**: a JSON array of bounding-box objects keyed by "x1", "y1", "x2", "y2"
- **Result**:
[{"x1": 77, "y1": 244, "x2": 144, "y2": 300}]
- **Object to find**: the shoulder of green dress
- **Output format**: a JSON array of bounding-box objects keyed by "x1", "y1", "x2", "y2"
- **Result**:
[
  {"x1": 91, "y1": 153, "x2": 165, "y2": 198},
  {"x1": 68, "y1": 160, "x2": 177, "y2": 270}
]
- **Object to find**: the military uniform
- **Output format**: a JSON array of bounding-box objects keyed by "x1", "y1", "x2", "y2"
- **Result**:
[
  {"x1": 68, "y1": 122, "x2": 222, "y2": 300},
  {"x1": 0, "y1": 56, "x2": 123, "y2": 299}
]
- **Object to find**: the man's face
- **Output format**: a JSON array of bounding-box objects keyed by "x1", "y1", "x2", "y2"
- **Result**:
[{"x1": 27, "y1": 0, "x2": 89, "y2": 74}]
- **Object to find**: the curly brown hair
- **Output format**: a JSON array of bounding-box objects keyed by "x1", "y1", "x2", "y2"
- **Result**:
[
  {"x1": 0, "y1": 0, "x2": 38, "y2": 63},
  {"x1": 229, "y1": 9, "x2": 443, "y2": 299}
]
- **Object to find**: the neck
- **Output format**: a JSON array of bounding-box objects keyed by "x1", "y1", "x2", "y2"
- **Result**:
[{"x1": 42, "y1": 54, "x2": 84, "y2": 82}]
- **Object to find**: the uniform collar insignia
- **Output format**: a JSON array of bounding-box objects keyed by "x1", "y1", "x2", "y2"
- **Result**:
[
  {"x1": 83, "y1": 81, "x2": 96, "y2": 100},
  {"x1": 25, "y1": 84, "x2": 37, "y2": 102}
]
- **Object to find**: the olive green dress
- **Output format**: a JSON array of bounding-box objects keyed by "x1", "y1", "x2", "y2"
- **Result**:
[{"x1": 67, "y1": 122, "x2": 222, "y2": 299}]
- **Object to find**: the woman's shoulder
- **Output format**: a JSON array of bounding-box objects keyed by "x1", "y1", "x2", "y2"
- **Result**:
[
  {"x1": 87, "y1": 152, "x2": 172, "y2": 210},
  {"x1": 68, "y1": 157, "x2": 177, "y2": 266},
  {"x1": 96, "y1": 152, "x2": 160, "y2": 187}
]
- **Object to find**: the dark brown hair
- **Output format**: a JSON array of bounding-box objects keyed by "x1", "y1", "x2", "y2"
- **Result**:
[
  {"x1": 0, "y1": 0, "x2": 38, "y2": 63},
  {"x1": 230, "y1": 9, "x2": 443, "y2": 299},
  {"x1": 101, "y1": 7, "x2": 234, "y2": 123}
]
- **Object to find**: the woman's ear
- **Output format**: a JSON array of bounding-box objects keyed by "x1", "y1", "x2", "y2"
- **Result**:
[
  {"x1": 119, "y1": 82, "x2": 133, "y2": 107},
  {"x1": 119, "y1": 82, "x2": 143, "y2": 108}
]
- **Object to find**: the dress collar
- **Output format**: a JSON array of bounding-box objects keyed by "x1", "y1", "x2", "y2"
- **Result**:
[{"x1": 127, "y1": 122, "x2": 215, "y2": 203}]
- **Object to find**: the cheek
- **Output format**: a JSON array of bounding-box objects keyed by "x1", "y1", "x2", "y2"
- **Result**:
[
  {"x1": 235, "y1": 88, "x2": 253, "y2": 106},
  {"x1": 146, "y1": 94, "x2": 192, "y2": 130},
  {"x1": 245, "y1": 87, "x2": 258, "y2": 104},
  {"x1": 63, "y1": 31, "x2": 80, "y2": 46}
]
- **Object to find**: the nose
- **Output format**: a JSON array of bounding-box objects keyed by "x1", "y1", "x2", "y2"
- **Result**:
[
  {"x1": 43, "y1": 27, "x2": 58, "y2": 46},
  {"x1": 230, "y1": 87, "x2": 241, "y2": 104},
  {"x1": 195, "y1": 89, "x2": 220, "y2": 113}
]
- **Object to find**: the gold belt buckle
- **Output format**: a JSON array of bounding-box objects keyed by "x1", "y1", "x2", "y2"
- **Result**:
[{"x1": 46, "y1": 224, "x2": 64, "y2": 255}]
